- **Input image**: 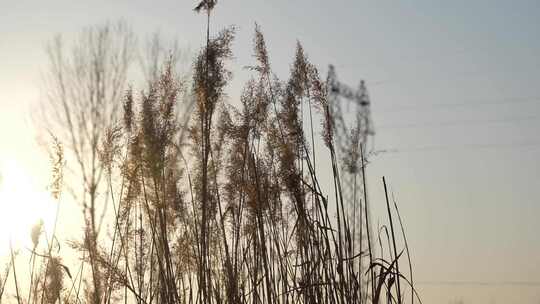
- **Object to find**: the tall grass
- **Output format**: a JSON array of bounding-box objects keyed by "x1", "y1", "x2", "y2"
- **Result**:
[{"x1": 2, "y1": 3, "x2": 420, "y2": 304}]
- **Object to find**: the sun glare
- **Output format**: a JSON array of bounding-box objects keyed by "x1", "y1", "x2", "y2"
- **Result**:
[{"x1": 0, "y1": 160, "x2": 56, "y2": 253}]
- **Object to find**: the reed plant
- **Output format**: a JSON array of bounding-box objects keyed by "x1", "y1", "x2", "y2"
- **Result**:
[{"x1": 2, "y1": 2, "x2": 420, "y2": 304}]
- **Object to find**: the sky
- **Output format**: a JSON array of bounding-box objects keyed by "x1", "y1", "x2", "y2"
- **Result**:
[{"x1": 1, "y1": 0, "x2": 540, "y2": 303}]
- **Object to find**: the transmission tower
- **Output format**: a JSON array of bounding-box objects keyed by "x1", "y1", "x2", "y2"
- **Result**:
[{"x1": 327, "y1": 64, "x2": 376, "y2": 300}]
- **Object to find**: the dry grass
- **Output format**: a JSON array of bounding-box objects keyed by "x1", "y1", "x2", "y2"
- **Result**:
[{"x1": 1, "y1": 3, "x2": 420, "y2": 304}]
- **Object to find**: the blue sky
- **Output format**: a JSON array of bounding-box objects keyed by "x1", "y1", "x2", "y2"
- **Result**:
[{"x1": 1, "y1": 1, "x2": 539, "y2": 303}]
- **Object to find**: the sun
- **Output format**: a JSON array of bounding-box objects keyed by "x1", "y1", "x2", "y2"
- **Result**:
[{"x1": 0, "y1": 160, "x2": 57, "y2": 253}]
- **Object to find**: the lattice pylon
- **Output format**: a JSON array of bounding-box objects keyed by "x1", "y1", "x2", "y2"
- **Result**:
[{"x1": 327, "y1": 65, "x2": 376, "y2": 302}]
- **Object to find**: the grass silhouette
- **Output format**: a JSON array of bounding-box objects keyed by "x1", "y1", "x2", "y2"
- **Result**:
[{"x1": 0, "y1": 3, "x2": 419, "y2": 304}]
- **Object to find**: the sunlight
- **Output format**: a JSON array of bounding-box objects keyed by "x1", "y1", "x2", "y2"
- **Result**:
[{"x1": 0, "y1": 159, "x2": 57, "y2": 254}]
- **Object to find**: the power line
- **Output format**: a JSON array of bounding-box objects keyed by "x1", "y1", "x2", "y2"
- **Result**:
[
  {"x1": 378, "y1": 141, "x2": 540, "y2": 154},
  {"x1": 376, "y1": 96, "x2": 540, "y2": 114},
  {"x1": 416, "y1": 281, "x2": 540, "y2": 286},
  {"x1": 377, "y1": 115, "x2": 539, "y2": 130}
]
